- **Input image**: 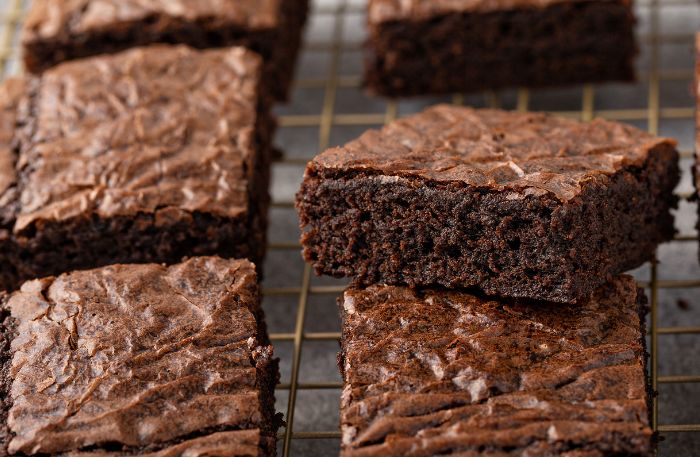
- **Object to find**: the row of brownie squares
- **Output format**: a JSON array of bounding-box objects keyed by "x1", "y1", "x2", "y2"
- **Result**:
[
  {"x1": 0, "y1": 49, "x2": 281, "y2": 455},
  {"x1": 21, "y1": 0, "x2": 638, "y2": 100},
  {"x1": 0, "y1": 1, "x2": 314, "y2": 456},
  {"x1": 295, "y1": 111, "x2": 681, "y2": 454}
]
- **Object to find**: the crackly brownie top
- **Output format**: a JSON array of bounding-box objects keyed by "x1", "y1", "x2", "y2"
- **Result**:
[
  {"x1": 0, "y1": 44, "x2": 262, "y2": 233},
  {"x1": 340, "y1": 276, "x2": 651, "y2": 456},
  {"x1": 308, "y1": 105, "x2": 674, "y2": 202},
  {"x1": 23, "y1": 0, "x2": 283, "y2": 43},
  {"x1": 369, "y1": 0, "x2": 631, "y2": 23},
  {"x1": 4, "y1": 256, "x2": 268, "y2": 455}
]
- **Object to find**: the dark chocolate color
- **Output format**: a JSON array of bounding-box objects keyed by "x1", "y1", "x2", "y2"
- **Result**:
[
  {"x1": 339, "y1": 276, "x2": 652, "y2": 456},
  {"x1": 0, "y1": 45, "x2": 272, "y2": 292},
  {"x1": 365, "y1": 0, "x2": 637, "y2": 97},
  {"x1": 297, "y1": 105, "x2": 679, "y2": 303},
  {"x1": 22, "y1": 0, "x2": 309, "y2": 101},
  {"x1": 1, "y1": 257, "x2": 278, "y2": 457}
]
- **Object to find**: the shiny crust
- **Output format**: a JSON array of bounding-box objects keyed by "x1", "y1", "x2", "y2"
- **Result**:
[
  {"x1": 340, "y1": 277, "x2": 652, "y2": 456},
  {"x1": 4, "y1": 257, "x2": 275, "y2": 456},
  {"x1": 308, "y1": 105, "x2": 676, "y2": 202},
  {"x1": 22, "y1": 0, "x2": 281, "y2": 42},
  {"x1": 368, "y1": 0, "x2": 632, "y2": 23},
  {"x1": 12, "y1": 44, "x2": 261, "y2": 233}
]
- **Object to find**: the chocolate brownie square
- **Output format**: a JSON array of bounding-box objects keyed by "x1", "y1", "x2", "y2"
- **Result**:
[
  {"x1": 297, "y1": 105, "x2": 679, "y2": 303},
  {"x1": 0, "y1": 256, "x2": 279, "y2": 457},
  {"x1": 0, "y1": 44, "x2": 272, "y2": 292},
  {"x1": 365, "y1": 0, "x2": 637, "y2": 97},
  {"x1": 21, "y1": 0, "x2": 309, "y2": 101},
  {"x1": 339, "y1": 276, "x2": 652, "y2": 456}
]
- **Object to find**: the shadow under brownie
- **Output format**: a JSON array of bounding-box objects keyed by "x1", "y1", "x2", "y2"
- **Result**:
[
  {"x1": 0, "y1": 44, "x2": 272, "y2": 292},
  {"x1": 339, "y1": 276, "x2": 652, "y2": 456},
  {"x1": 21, "y1": 0, "x2": 310, "y2": 101},
  {"x1": 0, "y1": 256, "x2": 279, "y2": 457},
  {"x1": 365, "y1": 0, "x2": 637, "y2": 97},
  {"x1": 297, "y1": 105, "x2": 679, "y2": 303}
]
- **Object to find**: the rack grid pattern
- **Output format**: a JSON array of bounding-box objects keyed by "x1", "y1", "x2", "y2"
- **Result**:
[{"x1": 2, "y1": 0, "x2": 699, "y2": 456}]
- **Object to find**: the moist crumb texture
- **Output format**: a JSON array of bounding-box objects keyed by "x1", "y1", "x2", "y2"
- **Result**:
[
  {"x1": 339, "y1": 276, "x2": 652, "y2": 457},
  {"x1": 0, "y1": 44, "x2": 272, "y2": 292},
  {"x1": 21, "y1": 0, "x2": 309, "y2": 101},
  {"x1": 365, "y1": 0, "x2": 637, "y2": 96},
  {"x1": 296, "y1": 105, "x2": 680, "y2": 303},
  {"x1": 0, "y1": 257, "x2": 279, "y2": 457}
]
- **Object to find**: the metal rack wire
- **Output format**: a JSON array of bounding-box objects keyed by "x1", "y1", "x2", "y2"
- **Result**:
[{"x1": 1, "y1": 0, "x2": 699, "y2": 455}]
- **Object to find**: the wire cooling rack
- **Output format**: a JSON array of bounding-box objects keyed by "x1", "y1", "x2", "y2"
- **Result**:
[{"x1": 1, "y1": 0, "x2": 699, "y2": 456}]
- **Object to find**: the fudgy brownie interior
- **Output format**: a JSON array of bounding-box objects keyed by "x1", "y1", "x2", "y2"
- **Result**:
[
  {"x1": 366, "y1": 0, "x2": 636, "y2": 96},
  {"x1": 298, "y1": 105, "x2": 679, "y2": 303}
]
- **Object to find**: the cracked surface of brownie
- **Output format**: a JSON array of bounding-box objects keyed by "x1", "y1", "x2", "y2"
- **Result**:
[
  {"x1": 0, "y1": 44, "x2": 271, "y2": 291},
  {"x1": 366, "y1": 0, "x2": 637, "y2": 96},
  {"x1": 297, "y1": 105, "x2": 679, "y2": 303},
  {"x1": 21, "y1": 0, "x2": 309, "y2": 101},
  {"x1": 339, "y1": 276, "x2": 652, "y2": 456},
  {"x1": 1, "y1": 257, "x2": 279, "y2": 457}
]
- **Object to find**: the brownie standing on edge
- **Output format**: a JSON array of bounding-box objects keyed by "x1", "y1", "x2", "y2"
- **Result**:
[
  {"x1": 339, "y1": 276, "x2": 653, "y2": 456},
  {"x1": 0, "y1": 45, "x2": 272, "y2": 292},
  {"x1": 21, "y1": 0, "x2": 309, "y2": 101},
  {"x1": 365, "y1": 0, "x2": 637, "y2": 97},
  {"x1": 0, "y1": 257, "x2": 279, "y2": 457},
  {"x1": 297, "y1": 105, "x2": 679, "y2": 304}
]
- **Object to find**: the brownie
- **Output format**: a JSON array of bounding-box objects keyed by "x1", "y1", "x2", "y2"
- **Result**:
[
  {"x1": 297, "y1": 105, "x2": 679, "y2": 303},
  {"x1": 0, "y1": 44, "x2": 272, "y2": 292},
  {"x1": 695, "y1": 33, "x2": 700, "y2": 255},
  {"x1": 21, "y1": 0, "x2": 309, "y2": 101},
  {"x1": 365, "y1": 0, "x2": 637, "y2": 97},
  {"x1": 0, "y1": 256, "x2": 279, "y2": 457},
  {"x1": 339, "y1": 276, "x2": 652, "y2": 456}
]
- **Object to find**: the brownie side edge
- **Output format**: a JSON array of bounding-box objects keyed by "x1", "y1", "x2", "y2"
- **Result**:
[
  {"x1": 297, "y1": 143, "x2": 679, "y2": 303},
  {"x1": 22, "y1": 3, "x2": 309, "y2": 102},
  {"x1": 364, "y1": 1, "x2": 636, "y2": 96},
  {"x1": 0, "y1": 292, "x2": 17, "y2": 457}
]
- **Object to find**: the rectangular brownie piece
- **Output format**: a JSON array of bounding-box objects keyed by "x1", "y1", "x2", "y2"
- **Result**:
[
  {"x1": 365, "y1": 0, "x2": 637, "y2": 97},
  {"x1": 0, "y1": 256, "x2": 279, "y2": 457},
  {"x1": 21, "y1": 0, "x2": 309, "y2": 101},
  {"x1": 339, "y1": 276, "x2": 653, "y2": 456},
  {"x1": 0, "y1": 44, "x2": 272, "y2": 292},
  {"x1": 297, "y1": 105, "x2": 679, "y2": 304}
]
